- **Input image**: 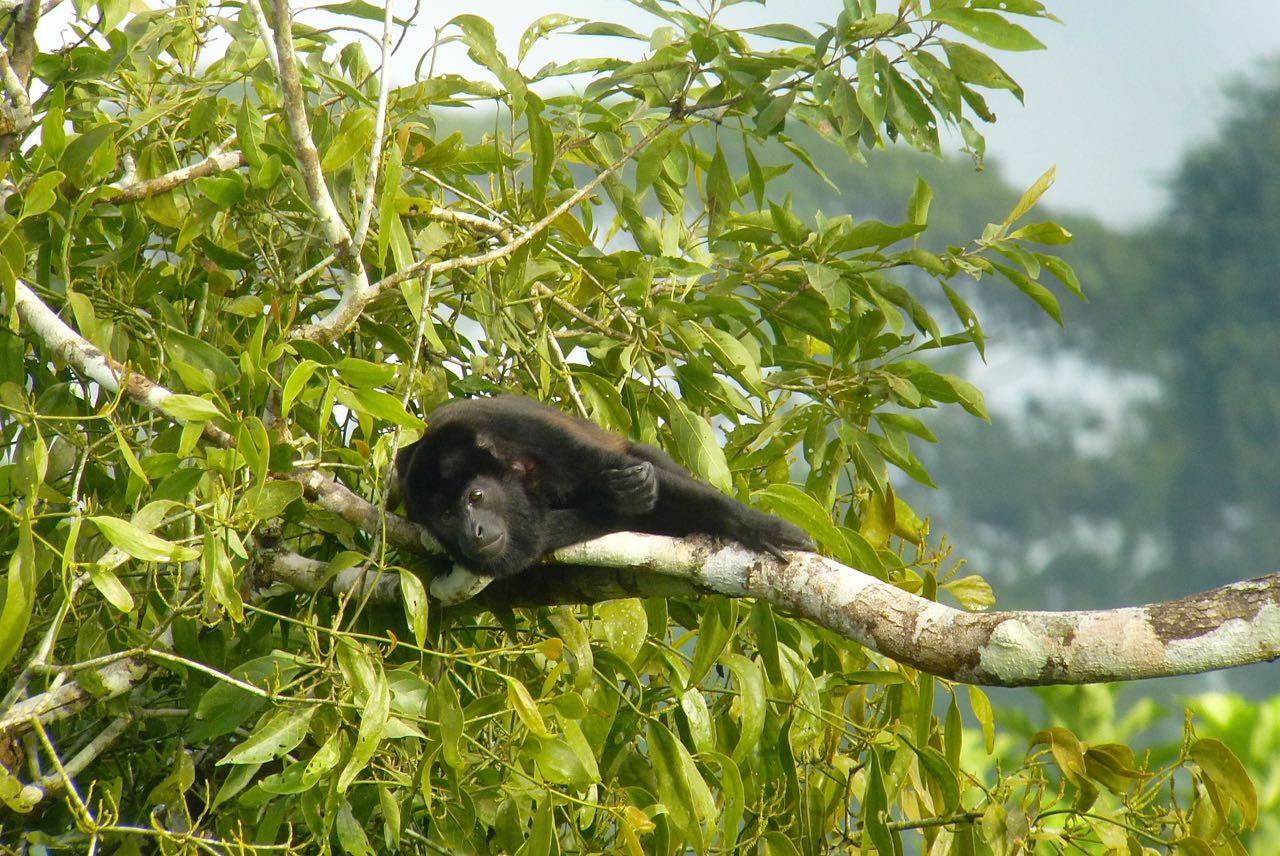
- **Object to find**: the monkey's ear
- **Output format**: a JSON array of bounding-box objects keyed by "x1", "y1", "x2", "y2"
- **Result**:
[
  {"x1": 473, "y1": 433, "x2": 537, "y2": 480},
  {"x1": 472, "y1": 432, "x2": 506, "y2": 466}
]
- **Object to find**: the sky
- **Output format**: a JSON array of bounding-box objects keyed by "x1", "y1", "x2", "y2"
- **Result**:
[{"x1": 404, "y1": 1, "x2": 1280, "y2": 228}]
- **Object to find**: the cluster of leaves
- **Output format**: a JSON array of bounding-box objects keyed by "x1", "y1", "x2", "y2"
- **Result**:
[{"x1": 0, "y1": 0, "x2": 1258, "y2": 853}]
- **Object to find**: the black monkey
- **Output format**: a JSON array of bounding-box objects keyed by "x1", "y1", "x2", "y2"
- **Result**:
[{"x1": 396, "y1": 396, "x2": 815, "y2": 579}]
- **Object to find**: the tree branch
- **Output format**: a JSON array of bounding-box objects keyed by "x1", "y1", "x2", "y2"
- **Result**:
[
  {"x1": 549, "y1": 533, "x2": 1280, "y2": 686},
  {"x1": 101, "y1": 146, "x2": 244, "y2": 204},
  {"x1": 268, "y1": 0, "x2": 375, "y2": 345},
  {"x1": 350, "y1": 0, "x2": 396, "y2": 250},
  {"x1": 8, "y1": 281, "x2": 234, "y2": 446}
]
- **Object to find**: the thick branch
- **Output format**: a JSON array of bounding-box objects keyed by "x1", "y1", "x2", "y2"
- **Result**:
[
  {"x1": 291, "y1": 467, "x2": 435, "y2": 553},
  {"x1": 549, "y1": 534, "x2": 1280, "y2": 686},
  {"x1": 13, "y1": 273, "x2": 1280, "y2": 687},
  {"x1": 269, "y1": 0, "x2": 375, "y2": 345}
]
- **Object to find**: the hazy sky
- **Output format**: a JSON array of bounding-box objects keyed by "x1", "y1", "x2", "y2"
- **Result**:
[{"x1": 409, "y1": 1, "x2": 1280, "y2": 228}]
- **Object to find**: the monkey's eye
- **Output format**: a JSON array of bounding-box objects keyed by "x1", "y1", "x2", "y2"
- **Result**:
[{"x1": 467, "y1": 488, "x2": 484, "y2": 505}]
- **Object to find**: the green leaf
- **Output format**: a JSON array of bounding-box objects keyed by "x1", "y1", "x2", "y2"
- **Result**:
[
  {"x1": 687, "y1": 597, "x2": 733, "y2": 687},
  {"x1": 281, "y1": 359, "x2": 320, "y2": 422},
  {"x1": 644, "y1": 721, "x2": 699, "y2": 844},
  {"x1": 707, "y1": 142, "x2": 739, "y2": 214},
  {"x1": 1010, "y1": 221, "x2": 1072, "y2": 245},
  {"x1": 160, "y1": 394, "x2": 224, "y2": 423},
  {"x1": 334, "y1": 357, "x2": 395, "y2": 388},
  {"x1": 321, "y1": 108, "x2": 376, "y2": 172},
  {"x1": 991, "y1": 260, "x2": 1062, "y2": 325},
  {"x1": 61, "y1": 123, "x2": 118, "y2": 184},
  {"x1": 573, "y1": 21, "x2": 647, "y2": 40},
  {"x1": 969, "y1": 685, "x2": 996, "y2": 754},
  {"x1": 89, "y1": 515, "x2": 200, "y2": 562},
  {"x1": 907, "y1": 176, "x2": 933, "y2": 226},
  {"x1": 856, "y1": 50, "x2": 887, "y2": 132},
  {"x1": 742, "y1": 23, "x2": 814, "y2": 43},
  {"x1": 519, "y1": 13, "x2": 585, "y2": 62},
  {"x1": 834, "y1": 218, "x2": 925, "y2": 250},
  {"x1": 247, "y1": 480, "x2": 304, "y2": 520},
  {"x1": 596, "y1": 599, "x2": 647, "y2": 665},
  {"x1": 942, "y1": 574, "x2": 996, "y2": 610},
  {"x1": 679, "y1": 688, "x2": 714, "y2": 755},
  {"x1": 667, "y1": 399, "x2": 731, "y2": 493},
  {"x1": 451, "y1": 14, "x2": 527, "y2": 112},
  {"x1": 338, "y1": 666, "x2": 390, "y2": 792},
  {"x1": 319, "y1": 0, "x2": 407, "y2": 23},
  {"x1": 1190, "y1": 738, "x2": 1258, "y2": 827},
  {"x1": 1043, "y1": 254, "x2": 1085, "y2": 299},
  {"x1": 754, "y1": 89, "x2": 795, "y2": 137},
  {"x1": 862, "y1": 749, "x2": 894, "y2": 854},
  {"x1": 346, "y1": 387, "x2": 425, "y2": 429},
  {"x1": 1031, "y1": 726, "x2": 1088, "y2": 786},
  {"x1": 526, "y1": 93, "x2": 553, "y2": 210},
  {"x1": 88, "y1": 564, "x2": 134, "y2": 612},
  {"x1": 754, "y1": 484, "x2": 846, "y2": 557},
  {"x1": 203, "y1": 530, "x2": 243, "y2": 621},
  {"x1": 435, "y1": 676, "x2": 465, "y2": 770},
  {"x1": 20, "y1": 172, "x2": 64, "y2": 220},
  {"x1": 219, "y1": 706, "x2": 316, "y2": 765},
  {"x1": 927, "y1": 8, "x2": 1046, "y2": 51},
  {"x1": 720, "y1": 653, "x2": 765, "y2": 765},
  {"x1": 195, "y1": 175, "x2": 245, "y2": 207},
  {"x1": 706, "y1": 751, "x2": 744, "y2": 852},
  {"x1": 335, "y1": 799, "x2": 375, "y2": 856},
  {"x1": 907, "y1": 742, "x2": 961, "y2": 812},
  {"x1": 941, "y1": 41, "x2": 1023, "y2": 98},
  {"x1": 1004, "y1": 165, "x2": 1057, "y2": 226},
  {"x1": 530, "y1": 734, "x2": 594, "y2": 788},
  {"x1": 399, "y1": 569, "x2": 429, "y2": 647},
  {"x1": 0, "y1": 516, "x2": 38, "y2": 673}
]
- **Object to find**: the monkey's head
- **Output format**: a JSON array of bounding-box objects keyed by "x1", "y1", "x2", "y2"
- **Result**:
[{"x1": 397, "y1": 424, "x2": 545, "y2": 578}]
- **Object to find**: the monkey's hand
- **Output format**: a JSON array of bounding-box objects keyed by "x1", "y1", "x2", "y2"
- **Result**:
[
  {"x1": 430, "y1": 564, "x2": 493, "y2": 605},
  {"x1": 603, "y1": 461, "x2": 658, "y2": 515}
]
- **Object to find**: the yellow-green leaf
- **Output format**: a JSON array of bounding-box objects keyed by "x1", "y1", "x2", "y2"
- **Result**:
[
  {"x1": 89, "y1": 515, "x2": 199, "y2": 562},
  {"x1": 160, "y1": 394, "x2": 224, "y2": 423},
  {"x1": 88, "y1": 564, "x2": 135, "y2": 612},
  {"x1": 1190, "y1": 738, "x2": 1258, "y2": 828},
  {"x1": 505, "y1": 676, "x2": 549, "y2": 737}
]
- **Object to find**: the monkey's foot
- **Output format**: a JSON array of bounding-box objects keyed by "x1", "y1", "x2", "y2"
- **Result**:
[{"x1": 430, "y1": 564, "x2": 493, "y2": 605}]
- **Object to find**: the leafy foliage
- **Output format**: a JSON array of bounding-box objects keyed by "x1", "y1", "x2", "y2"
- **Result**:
[{"x1": 0, "y1": 1, "x2": 1258, "y2": 853}]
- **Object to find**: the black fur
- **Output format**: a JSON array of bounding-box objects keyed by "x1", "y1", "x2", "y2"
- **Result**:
[{"x1": 396, "y1": 395, "x2": 815, "y2": 579}]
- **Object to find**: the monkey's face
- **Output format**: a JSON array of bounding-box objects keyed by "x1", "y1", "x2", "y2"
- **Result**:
[{"x1": 450, "y1": 475, "x2": 510, "y2": 563}]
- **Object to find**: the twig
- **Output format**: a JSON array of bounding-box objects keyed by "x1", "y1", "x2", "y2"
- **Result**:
[
  {"x1": 351, "y1": 0, "x2": 396, "y2": 249},
  {"x1": 244, "y1": 0, "x2": 280, "y2": 74}
]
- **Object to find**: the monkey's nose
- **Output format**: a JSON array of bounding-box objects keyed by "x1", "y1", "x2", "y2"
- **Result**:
[{"x1": 471, "y1": 523, "x2": 500, "y2": 550}]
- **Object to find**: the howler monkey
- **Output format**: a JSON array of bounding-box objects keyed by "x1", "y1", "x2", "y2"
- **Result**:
[{"x1": 396, "y1": 396, "x2": 814, "y2": 579}]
